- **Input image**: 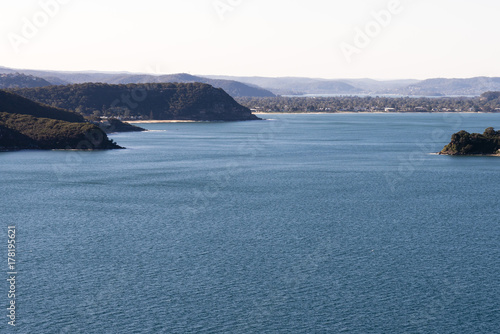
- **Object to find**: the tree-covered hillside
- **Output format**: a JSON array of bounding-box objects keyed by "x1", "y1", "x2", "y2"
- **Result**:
[
  {"x1": 12, "y1": 83, "x2": 261, "y2": 121},
  {"x1": 0, "y1": 112, "x2": 121, "y2": 150},
  {"x1": 0, "y1": 89, "x2": 84, "y2": 122},
  {"x1": 0, "y1": 90, "x2": 121, "y2": 151}
]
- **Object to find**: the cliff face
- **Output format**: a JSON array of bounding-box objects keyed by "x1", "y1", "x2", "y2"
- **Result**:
[
  {"x1": 12, "y1": 83, "x2": 261, "y2": 121},
  {"x1": 440, "y1": 128, "x2": 500, "y2": 156}
]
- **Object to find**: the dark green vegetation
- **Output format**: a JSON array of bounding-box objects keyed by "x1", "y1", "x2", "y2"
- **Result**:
[
  {"x1": 12, "y1": 83, "x2": 261, "y2": 121},
  {"x1": 94, "y1": 118, "x2": 146, "y2": 133},
  {"x1": 237, "y1": 92, "x2": 500, "y2": 113},
  {"x1": 0, "y1": 112, "x2": 121, "y2": 150},
  {"x1": 440, "y1": 128, "x2": 500, "y2": 155},
  {"x1": 0, "y1": 90, "x2": 121, "y2": 151},
  {"x1": 0, "y1": 73, "x2": 52, "y2": 89},
  {"x1": 0, "y1": 90, "x2": 84, "y2": 122},
  {"x1": 480, "y1": 91, "x2": 500, "y2": 102}
]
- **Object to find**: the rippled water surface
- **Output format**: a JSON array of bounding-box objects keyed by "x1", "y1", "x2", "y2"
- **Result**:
[{"x1": 1, "y1": 113, "x2": 499, "y2": 333}]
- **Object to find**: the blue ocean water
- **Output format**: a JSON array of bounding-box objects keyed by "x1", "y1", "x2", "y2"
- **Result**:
[{"x1": 1, "y1": 113, "x2": 499, "y2": 333}]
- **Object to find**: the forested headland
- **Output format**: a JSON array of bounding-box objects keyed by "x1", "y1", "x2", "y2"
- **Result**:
[
  {"x1": 0, "y1": 90, "x2": 121, "y2": 151},
  {"x1": 12, "y1": 82, "x2": 261, "y2": 121}
]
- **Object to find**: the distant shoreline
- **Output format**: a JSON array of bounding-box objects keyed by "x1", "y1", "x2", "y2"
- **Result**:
[
  {"x1": 128, "y1": 120, "x2": 200, "y2": 124},
  {"x1": 254, "y1": 111, "x2": 491, "y2": 115},
  {"x1": 125, "y1": 111, "x2": 494, "y2": 123}
]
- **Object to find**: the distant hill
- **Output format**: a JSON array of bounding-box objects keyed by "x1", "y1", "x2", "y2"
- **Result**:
[
  {"x1": 105, "y1": 73, "x2": 276, "y2": 98},
  {"x1": 207, "y1": 75, "x2": 500, "y2": 96},
  {"x1": 0, "y1": 73, "x2": 52, "y2": 89},
  {"x1": 0, "y1": 90, "x2": 120, "y2": 151},
  {"x1": 205, "y1": 75, "x2": 363, "y2": 95},
  {"x1": 400, "y1": 77, "x2": 500, "y2": 96},
  {"x1": 0, "y1": 67, "x2": 275, "y2": 98},
  {"x1": 3, "y1": 66, "x2": 500, "y2": 96},
  {"x1": 337, "y1": 78, "x2": 420, "y2": 93},
  {"x1": 291, "y1": 80, "x2": 361, "y2": 95},
  {"x1": 12, "y1": 82, "x2": 261, "y2": 121},
  {"x1": 480, "y1": 91, "x2": 500, "y2": 102}
]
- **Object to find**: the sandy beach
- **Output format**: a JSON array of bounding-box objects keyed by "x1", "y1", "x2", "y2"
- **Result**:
[{"x1": 128, "y1": 120, "x2": 199, "y2": 124}]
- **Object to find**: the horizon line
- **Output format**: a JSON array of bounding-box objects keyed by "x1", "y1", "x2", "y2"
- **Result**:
[{"x1": 1, "y1": 65, "x2": 499, "y2": 82}]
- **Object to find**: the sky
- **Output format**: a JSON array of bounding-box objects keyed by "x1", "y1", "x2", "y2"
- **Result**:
[{"x1": 0, "y1": 0, "x2": 499, "y2": 80}]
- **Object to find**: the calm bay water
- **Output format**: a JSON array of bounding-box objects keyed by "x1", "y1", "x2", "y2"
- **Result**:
[{"x1": 1, "y1": 113, "x2": 499, "y2": 333}]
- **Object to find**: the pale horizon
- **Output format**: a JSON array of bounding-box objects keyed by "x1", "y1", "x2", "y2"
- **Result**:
[
  {"x1": 1, "y1": 0, "x2": 499, "y2": 80},
  {"x1": 4, "y1": 64, "x2": 500, "y2": 82}
]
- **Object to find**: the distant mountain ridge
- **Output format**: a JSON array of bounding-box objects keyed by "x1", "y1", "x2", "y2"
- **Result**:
[
  {"x1": 205, "y1": 75, "x2": 364, "y2": 95},
  {"x1": 0, "y1": 90, "x2": 120, "y2": 151},
  {"x1": 0, "y1": 73, "x2": 52, "y2": 89},
  {"x1": 400, "y1": 77, "x2": 500, "y2": 96},
  {"x1": 1, "y1": 66, "x2": 499, "y2": 96},
  {"x1": 0, "y1": 67, "x2": 275, "y2": 98},
  {"x1": 207, "y1": 75, "x2": 500, "y2": 96}
]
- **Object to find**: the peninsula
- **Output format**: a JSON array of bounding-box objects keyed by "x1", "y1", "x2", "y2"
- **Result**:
[
  {"x1": 12, "y1": 82, "x2": 261, "y2": 121},
  {"x1": 0, "y1": 90, "x2": 121, "y2": 151}
]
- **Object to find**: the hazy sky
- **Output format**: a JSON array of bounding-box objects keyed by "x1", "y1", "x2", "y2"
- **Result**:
[{"x1": 1, "y1": 0, "x2": 499, "y2": 79}]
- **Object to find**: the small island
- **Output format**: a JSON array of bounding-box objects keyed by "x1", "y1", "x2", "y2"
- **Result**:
[{"x1": 439, "y1": 127, "x2": 500, "y2": 156}]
